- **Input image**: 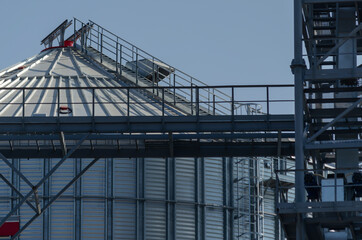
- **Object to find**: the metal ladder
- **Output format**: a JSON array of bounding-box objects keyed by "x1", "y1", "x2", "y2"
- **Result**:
[{"x1": 235, "y1": 157, "x2": 265, "y2": 240}]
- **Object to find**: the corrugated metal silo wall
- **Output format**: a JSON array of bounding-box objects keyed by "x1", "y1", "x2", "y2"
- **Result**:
[{"x1": 0, "y1": 157, "x2": 234, "y2": 239}]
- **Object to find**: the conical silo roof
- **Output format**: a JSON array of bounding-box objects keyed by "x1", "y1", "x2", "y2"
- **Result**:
[
  {"x1": 0, "y1": 18, "x2": 221, "y2": 120},
  {"x1": 0, "y1": 45, "x2": 184, "y2": 117}
]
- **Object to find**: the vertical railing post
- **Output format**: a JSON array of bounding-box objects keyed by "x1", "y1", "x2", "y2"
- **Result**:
[
  {"x1": 73, "y1": 19, "x2": 77, "y2": 49},
  {"x1": 208, "y1": 88, "x2": 210, "y2": 113},
  {"x1": 57, "y1": 88, "x2": 60, "y2": 118},
  {"x1": 196, "y1": 87, "x2": 200, "y2": 117},
  {"x1": 266, "y1": 86, "x2": 270, "y2": 116},
  {"x1": 92, "y1": 88, "x2": 95, "y2": 117},
  {"x1": 162, "y1": 88, "x2": 165, "y2": 117},
  {"x1": 22, "y1": 89, "x2": 25, "y2": 118},
  {"x1": 97, "y1": 26, "x2": 100, "y2": 51},
  {"x1": 156, "y1": 67, "x2": 159, "y2": 97},
  {"x1": 127, "y1": 88, "x2": 130, "y2": 117},
  {"x1": 231, "y1": 87, "x2": 235, "y2": 116},
  {"x1": 213, "y1": 89, "x2": 216, "y2": 115},
  {"x1": 100, "y1": 32, "x2": 103, "y2": 63},
  {"x1": 152, "y1": 58, "x2": 155, "y2": 94},
  {"x1": 136, "y1": 50, "x2": 139, "y2": 85},
  {"x1": 173, "y1": 75, "x2": 176, "y2": 106},
  {"x1": 191, "y1": 85, "x2": 194, "y2": 115},
  {"x1": 119, "y1": 45, "x2": 123, "y2": 76},
  {"x1": 116, "y1": 43, "x2": 119, "y2": 74}
]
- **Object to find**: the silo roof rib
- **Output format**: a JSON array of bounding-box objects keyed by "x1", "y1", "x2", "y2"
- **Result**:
[
  {"x1": 46, "y1": 49, "x2": 62, "y2": 77},
  {"x1": 69, "y1": 48, "x2": 84, "y2": 77}
]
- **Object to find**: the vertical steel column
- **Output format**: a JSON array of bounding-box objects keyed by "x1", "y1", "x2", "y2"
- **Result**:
[
  {"x1": 43, "y1": 159, "x2": 50, "y2": 240},
  {"x1": 10, "y1": 159, "x2": 19, "y2": 215},
  {"x1": 201, "y1": 157, "x2": 206, "y2": 239},
  {"x1": 229, "y1": 157, "x2": 234, "y2": 240},
  {"x1": 74, "y1": 158, "x2": 82, "y2": 240},
  {"x1": 195, "y1": 157, "x2": 200, "y2": 240},
  {"x1": 293, "y1": 0, "x2": 306, "y2": 239},
  {"x1": 136, "y1": 158, "x2": 145, "y2": 240},
  {"x1": 166, "y1": 157, "x2": 176, "y2": 239},
  {"x1": 195, "y1": 157, "x2": 205, "y2": 240},
  {"x1": 106, "y1": 158, "x2": 113, "y2": 240},
  {"x1": 223, "y1": 157, "x2": 231, "y2": 240}
]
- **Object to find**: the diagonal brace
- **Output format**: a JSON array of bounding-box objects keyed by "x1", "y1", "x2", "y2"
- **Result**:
[
  {"x1": 33, "y1": 188, "x2": 41, "y2": 215},
  {"x1": 316, "y1": 23, "x2": 362, "y2": 66},
  {"x1": 0, "y1": 153, "x2": 33, "y2": 188},
  {"x1": 307, "y1": 98, "x2": 362, "y2": 143},
  {"x1": 0, "y1": 133, "x2": 89, "y2": 229},
  {"x1": 11, "y1": 157, "x2": 100, "y2": 239},
  {"x1": 60, "y1": 131, "x2": 67, "y2": 156},
  {"x1": 0, "y1": 173, "x2": 38, "y2": 213}
]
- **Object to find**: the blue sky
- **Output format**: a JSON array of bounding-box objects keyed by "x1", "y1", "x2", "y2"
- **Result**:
[{"x1": 0, "y1": 0, "x2": 294, "y2": 85}]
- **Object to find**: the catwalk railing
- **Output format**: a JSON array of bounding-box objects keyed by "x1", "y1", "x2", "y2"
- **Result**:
[
  {"x1": 73, "y1": 18, "x2": 290, "y2": 117},
  {"x1": 0, "y1": 85, "x2": 294, "y2": 117},
  {"x1": 276, "y1": 168, "x2": 362, "y2": 210}
]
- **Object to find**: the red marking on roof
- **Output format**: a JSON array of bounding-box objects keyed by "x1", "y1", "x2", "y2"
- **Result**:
[{"x1": 41, "y1": 41, "x2": 74, "y2": 52}]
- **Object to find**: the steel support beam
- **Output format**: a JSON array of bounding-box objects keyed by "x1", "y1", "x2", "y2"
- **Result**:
[
  {"x1": 10, "y1": 157, "x2": 100, "y2": 239},
  {"x1": 166, "y1": 157, "x2": 176, "y2": 240},
  {"x1": 136, "y1": 158, "x2": 145, "y2": 240},
  {"x1": 106, "y1": 158, "x2": 113, "y2": 240},
  {"x1": 307, "y1": 97, "x2": 362, "y2": 142},
  {"x1": 0, "y1": 173, "x2": 37, "y2": 213},
  {"x1": 305, "y1": 67, "x2": 362, "y2": 81},
  {"x1": 0, "y1": 134, "x2": 88, "y2": 228},
  {"x1": 0, "y1": 141, "x2": 295, "y2": 159},
  {"x1": 305, "y1": 139, "x2": 362, "y2": 149},
  {"x1": 316, "y1": 24, "x2": 362, "y2": 66},
  {"x1": 293, "y1": 0, "x2": 306, "y2": 239},
  {"x1": 0, "y1": 152, "x2": 33, "y2": 188},
  {"x1": 59, "y1": 131, "x2": 67, "y2": 156},
  {"x1": 75, "y1": 158, "x2": 81, "y2": 240},
  {"x1": 43, "y1": 158, "x2": 50, "y2": 240},
  {"x1": 278, "y1": 201, "x2": 362, "y2": 214},
  {"x1": 0, "y1": 132, "x2": 295, "y2": 143},
  {"x1": 0, "y1": 115, "x2": 294, "y2": 134}
]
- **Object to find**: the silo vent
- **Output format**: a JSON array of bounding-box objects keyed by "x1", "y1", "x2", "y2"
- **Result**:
[{"x1": 59, "y1": 106, "x2": 72, "y2": 114}]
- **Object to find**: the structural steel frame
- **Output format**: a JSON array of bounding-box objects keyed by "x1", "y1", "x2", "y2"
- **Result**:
[
  {"x1": 278, "y1": 1, "x2": 362, "y2": 239},
  {"x1": 0, "y1": 18, "x2": 299, "y2": 239}
]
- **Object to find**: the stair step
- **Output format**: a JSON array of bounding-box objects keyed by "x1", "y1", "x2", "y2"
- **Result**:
[
  {"x1": 313, "y1": 34, "x2": 335, "y2": 39},
  {"x1": 307, "y1": 97, "x2": 358, "y2": 103},
  {"x1": 313, "y1": 8, "x2": 336, "y2": 13},
  {"x1": 313, "y1": 17, "x2": 336, "y2": 22},
  {"x1": 314, "y1": 25, "x2": 336, "y2": 30},
  {"x1": 309, "y1": 108, "x2": 362, "y2": 118},
  {"x1": 316, "y1": 42, "x2": 335, "y2": 48},
  {"x1": 319, "y1": 61, "x2": 336, "y2": 66}
]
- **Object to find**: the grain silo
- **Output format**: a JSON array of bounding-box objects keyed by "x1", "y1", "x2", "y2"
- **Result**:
[{"x1": 0, "y1": 18, "x2": 295, "y2": 239}]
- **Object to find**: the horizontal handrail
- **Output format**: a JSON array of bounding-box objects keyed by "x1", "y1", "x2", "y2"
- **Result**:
[
  {"x1": 0, "y1": 85, "x2": 294, "y2": 118},
  {"x1": 75, "y1": 18, "x2": 232, "y2": 102}
]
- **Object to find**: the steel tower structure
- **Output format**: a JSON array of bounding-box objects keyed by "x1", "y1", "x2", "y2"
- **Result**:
[{"x1": 278, "y1": 1, "x2": 362, "y2": 239}]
